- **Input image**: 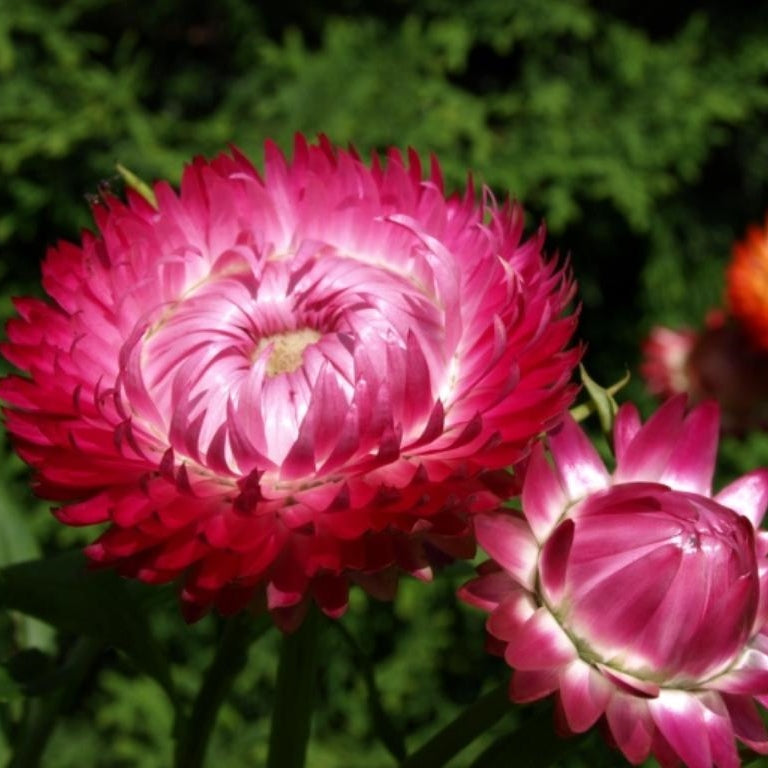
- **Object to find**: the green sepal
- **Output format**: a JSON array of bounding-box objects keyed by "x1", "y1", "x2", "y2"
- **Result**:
[
  {"x1": 115, "y1": 163, "x2": 158, "y2": 207},
  {"x1": 570, "y1": 364, "x2": 630, "y2": 432}
]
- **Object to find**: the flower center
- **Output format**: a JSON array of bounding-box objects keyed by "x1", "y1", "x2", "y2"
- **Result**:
[{"x1": 255, "y1": 328, "x2": 322, "y2": 376}]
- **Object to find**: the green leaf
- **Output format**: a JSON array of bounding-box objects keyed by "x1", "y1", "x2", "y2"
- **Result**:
[
  {"x1": 570, "y1": 365, "x2": 630, "y2": 431},
  {"x1": 469, "y1": 704, "x2": 588, "y2": 768},
  {"x1": 4, "y1": 649, "x2": 57, "y2": 696},
  {"x1": 0, "y1": 551, "x2": 175, "y2": 700},
  {"x1": 0, "y1": 448, "x2": 55, "y2": 653},
  {"x1": 0, "y1": 665, "x2": 24, "y2": 703},
  {"x1": 399, "y1": 684, "x2": 509, "y2": 768},
  {"x1": 8, "y1": 637, "x2": 102, "y2": 768}
]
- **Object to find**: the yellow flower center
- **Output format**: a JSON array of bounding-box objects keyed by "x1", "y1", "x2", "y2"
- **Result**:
[{"x1": 256, "y1": 328, "x2": 321, "y2": 376}]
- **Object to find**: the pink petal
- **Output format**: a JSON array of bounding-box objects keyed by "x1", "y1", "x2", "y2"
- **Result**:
[
  {"x1": 722, "y1": 693, "x2": 768, "y2": 753},
  {"x1": 648, "y1": 691, "x2": 712, "y2": 768},
  {"x1": 605, "y1": 693, "x2": 654, "y2": 764},
  {"x1": 457, "y1": 569, "x2": 515, "y2": 611},
  {"x1": 521, "y1": 441, "x2": 567, "y2": 542},
  {"x1": 486, "y1": 590, "x2": 536, "y2": 642},
  {"x1": 510, "y1": 668, "x2": 560, "y2": 703},
  {"x1": 538, "y1": 519, "x2": 573, "y2": 606},
  {"x1": 558, "y1": 659, "x2": 611, "y2": 733},
  {"x1": 715, "y1": 469, "x2": 768, "y2": 528},
  {"x1": 699, "y1": 691, "x2": 740, "y2": 768},
  {"x1": 504, "y1": 607, "x2": 577, "y2": 670},
  {"x1": 614, "y1": 395, "x2": 686, "y2": 483},
  {"x1": 658, "y1": 400, "x2": 719, "y2": 494},
  {"x1": 713, "y1": 647, "x2": 768, "y2": 695},
  {"x1": 597, "y1": 665, "x2": 660, "y2": 698},
  {"x1": 613, "y1": 402, "x2": 642, "y2": 464},
  {"x1": 548, "y1": 414, "x2": 610, "y2": 501},
  {"x1": 475, "y1": 513, "x2": 539, "y2": 590}
]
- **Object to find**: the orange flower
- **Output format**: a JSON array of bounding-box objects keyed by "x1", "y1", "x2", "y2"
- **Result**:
[{"x1": 728, "y1": 217, "x2": 768, "y2": 350}]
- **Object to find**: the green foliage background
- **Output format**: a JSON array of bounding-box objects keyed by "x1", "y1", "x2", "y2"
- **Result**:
[{"x1": 1, "y1": 1, "x2": 768, "y2": 766}]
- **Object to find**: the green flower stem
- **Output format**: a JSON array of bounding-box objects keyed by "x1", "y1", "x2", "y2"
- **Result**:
[
  {"x1": 399, "y1": 683, "x2": 510, "y2": 768},
  {"x1": 468, "y1": 704, "x2": 588, "y2": 768},
  {"x1": 267, "y1": 607, "x2": 322, "y2": 768},
  {"x1": 10, "y1": 637, "x2": 103, "y2": 768},
  {"x1": 174, "y1": 612, "x2": 269, "y2": 768}
]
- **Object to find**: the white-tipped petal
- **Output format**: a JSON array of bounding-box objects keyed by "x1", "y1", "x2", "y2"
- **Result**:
[
  {"x1": 475, "y1": 513, "x2": 539, "y2": 590},
  {"x1": 613, "y1": 402, "x2": 642, "y2": 464},
  {"x1": 486, "y1": 590, "x2": 537, "y2": 642},
  {"x1": 510, "y1": 668, "x2": 560, "y2": 703},
  {"x1": 558, "y1": 659, "x2": 611, "y2": 733},
  {"x1": 715, "y1": 469, "x2": 768, "y2": 528},
  {"x1": 504, "y1": 607, "x2": 577, "y2": 670},
  {"x1": 648, "y1": 691, "x2": 712, "y2": 768},
  {"x1": 548, "y1": 414, "x2": 609, "y2": 501},
  {"x1": 521, "y1": 441, "x2": 567, "y2": 542},
  {"x1": 614, "y1": 396, "x2": 686, "y2": 483},
  {"x1": 658, "y1": 400, "x2": 719, "y2": 494},
  {"x1": 605, "y1": 692, "x2": 655, "y2": 764}
]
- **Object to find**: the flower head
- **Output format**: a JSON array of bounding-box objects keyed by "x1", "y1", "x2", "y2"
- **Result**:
[
  {"x1": 728, "y1": 216, "x2": 768, "y2": 351},
  {"x1": 1, "y1": 136, "x2": 579, "y2": 627},
  {"x1": 461, "y1": 397, "x2": 768, "y2": 767},
  {"x1": 641, "y1": 314, "x2": 768, "y2": 433},
  {"x1": 641, "y1": 325, "x2": 698, "y2": 400}
]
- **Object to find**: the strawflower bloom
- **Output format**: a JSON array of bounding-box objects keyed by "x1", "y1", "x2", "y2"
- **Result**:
[
  {"x1": 0, "y1": 136, "x2": 579, "y2": 627},
  {"x1": 641, "y1": 325, "x2": 698, "y2": 400},
  {"x1": 641, "y1": 313, "x2": 768, "y2": 433},
  {"x1": 461, "y1": 397, "x2": 768, "y2": 767},
  {"x1": 728, "y1": 215, "x2": 768, "y2": 351}
]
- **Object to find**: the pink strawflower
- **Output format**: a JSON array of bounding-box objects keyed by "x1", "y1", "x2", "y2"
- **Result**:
[
  {"x1": 461, "y1": 397, "x2": 768, "y2": 767},
  {"x1": 641, "y1": 325, "x2": 698, "y2": 399},
  {"x1": 642, "y1": 314, "x2": 768, "y2": 433},
  {"x1": 0, "y1": 136, "x2": 579, "y2": 627}
]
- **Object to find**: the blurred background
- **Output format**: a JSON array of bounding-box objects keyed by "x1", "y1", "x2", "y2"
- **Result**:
[{"x1": 1, "y1": 1, "x2": 768, "y2": 765}]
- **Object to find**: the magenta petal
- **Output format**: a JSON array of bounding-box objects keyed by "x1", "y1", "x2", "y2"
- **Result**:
[
  {"x1": 510, "y1": 668, "x2": 560, "y2": 703},
  {"x1": 597, "y1": 665, "x2": 660, "y2": 698},
  {"x1": 699, "y1": 692, "x2": 740, "y2": 768},
  {"x1": 613, "y1": 403, "x2": 642, "y2": 465},
  {"x1": 522, "y1": 441, "x2": 567, "y2": 542},
  {"x1": 548, "y1": 414, "x2": 609, "y2": 501},
  {"x1": 714, "y1": 647, "x2": 768, "y2": 695},
  {"x1": 648, "y1": 691, "x2": 712, "y2": 768},
  {"x1": 605, "y1": 693, "x2": 654, "y2": 764},
  {"x1": 504, "y1": 608, "x2": 576, "y2": 670},
  {"x1": 538, "y1": 518, "x2": 573, "y2": 606},
  {"x1": 457, "y1": 569, "x2": 514, "y2": 611},
  {"x1": 658, "y1": 400, "x2": 719, "y2": 495},
  {"x1": 558, "y1": 659, "x2": 611, "y2": 733},
  {"x1": 722, "y1": 693, "x2": 768, "y2": 753},
  {"x1": 475, "y1": 513, "x2": 538, "y2": 590},
  {"x1": 614, "y1": 395, "x2": 686, "y2": 483},
  {"x1": 715, "y1": 469, "x2": 768, "y2": 528},
  {"x1": 486, "y1": 590, "x2": 536, "y2": 642}
]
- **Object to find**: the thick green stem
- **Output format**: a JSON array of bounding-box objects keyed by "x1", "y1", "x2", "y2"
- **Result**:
[
  {"x1": 267, "y1": 607, "x2": 322, "y2": 768},
  {"x1": 174, "y1": 613, "x2": 269, "y2": 768},
  {"x1": 399, "y1": 683, "x2": 510, "y2": 768}
]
